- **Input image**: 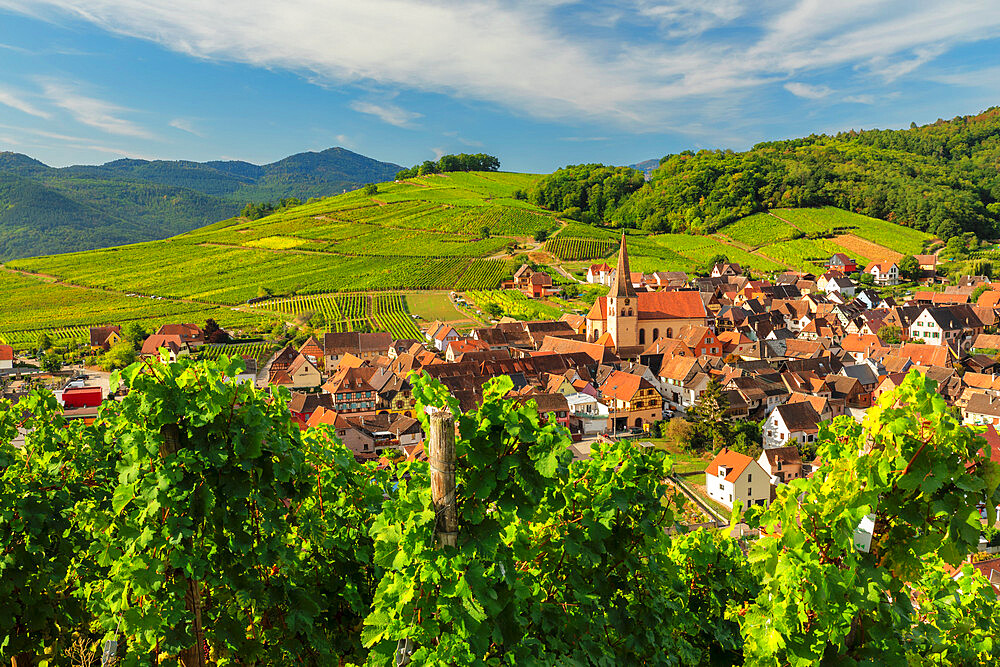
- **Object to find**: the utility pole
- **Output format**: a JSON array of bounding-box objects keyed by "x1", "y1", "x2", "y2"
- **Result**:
[{"x1": 428, "y1": 410, "x2": 458, "y2": 548}]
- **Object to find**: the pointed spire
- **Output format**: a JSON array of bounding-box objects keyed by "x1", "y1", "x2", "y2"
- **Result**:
[{"x1": 608, "y1": 231, "x2": 637, "y2": 299}]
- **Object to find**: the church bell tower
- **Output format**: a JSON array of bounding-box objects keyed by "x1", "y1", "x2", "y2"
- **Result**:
[{"x1": 606, "y1": 232, "x2": 638, "y2": 348}]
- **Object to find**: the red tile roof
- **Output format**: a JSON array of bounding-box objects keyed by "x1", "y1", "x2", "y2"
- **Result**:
[
  {"x1": 0, "y1": 345, "x2": 12, "y2": 362},
  {"x1": 705, "y1": 447, "x2": 756, "y2": 483}
]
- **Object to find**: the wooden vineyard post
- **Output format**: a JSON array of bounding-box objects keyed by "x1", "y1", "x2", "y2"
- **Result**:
[{"x1": 428, "y1": 410, "x2": 458, "y2": 549}]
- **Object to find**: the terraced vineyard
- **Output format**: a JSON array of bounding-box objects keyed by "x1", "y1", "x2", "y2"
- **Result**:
[
  {"x1": 254, "y1": 292, "x2": 424, "y2": 339},
  {"x1": 454, "y1": 259, "x2": 513, "y2": 290},
  {"x1": 0, "y1": 326, "x2": 88, "y2": 348},
  {"x1": 372, "y1": 294, "x2": 424, "y2": 340},
  {"x1": 544, "y1": 238, "x2": 614, "y2": 260},
  {"x1": 466, "y1": 290, "x2": 563, "y2": 321},
  {"x1": 259, "y1": 294, "x2": 368, "y2": 332},
  {"x1": 199, "y1": 342, "x2": 272, "y2": 365}
]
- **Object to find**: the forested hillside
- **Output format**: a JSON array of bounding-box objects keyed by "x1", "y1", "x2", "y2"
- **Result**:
[
  {"x1": 0, "y1": 147, "x2": 401, "y2": 260},
  {"x1": 532, "y1": 107, "x2": 1000, "y2": 240}
]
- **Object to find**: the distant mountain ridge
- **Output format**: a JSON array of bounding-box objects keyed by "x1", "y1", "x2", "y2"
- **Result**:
[{"x1": 0, "y1": 147, "x2": 401, "y2": 261}]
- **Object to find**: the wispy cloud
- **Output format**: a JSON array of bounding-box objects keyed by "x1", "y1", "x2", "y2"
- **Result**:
[
  {"x1": 0, "y1": 84, "x2": 51, "y2": 118},
  {"x1": 168, "y1": 117, "x2": 202, "y2": 136},
  {"x1": 0, "y1": 122, "x2": 150, "y2": 159},
  {"x1": 843, "y1": 94, "x2": 876, "y2": 104},
  {"x1": 559, "y1": 136, "x2": 611, "y2": 142},
  {"x1": 38, "y1": 79, "x2": 154, "y2": 138},
  {"x1": 2, "y1": 0, "x2": 999, "y2": 133},
  {"x1": 349, "y1": 100, "x2": 421, "y2": 128},
  {"x1": 784, "y1": 82, "x2": 832, "y2": 99}
]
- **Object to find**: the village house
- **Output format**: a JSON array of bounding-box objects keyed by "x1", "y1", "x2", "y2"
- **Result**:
[
  {"x1": 705, "y1": 448, "x2": 771, "y2": 509},
  {"x1": 324, "y1": 331, "x2": 392, "y2": 367},
  {"x1": 764, "y1": 402, "x2": 822, "y2": 449},
  {"x1": 963, "y1": 393, "x2": 1000, "y2": 427},
  {"x1": 865, "y1": 261, "x2": 900, "y2": 286},
  {"x1": 827, "y1": 253, "x2": 857, "y2": 274},
  {"x1": 426, "y1": 323, "x2": 461, "y2": 352},
  {"x1": 89, "y1": 326, "x2": 123, "y2": 352},
  {"x1": 600, "y1": 369, "x2": 662, "y2": 432},
  {"x1": 711, "y1": 262, "x2": 742, "y2": 278},
  {"x1": 757, "y1": 446, "x2": 804, "y2": 484},
  {"x1": 141, "y1": 333, "x2": 190, "y2": 360},
  {"x1": 156, "y1": 323, "x2": 205, "y2": 348},
  {"x1": 586, "y1": 263, "x2": 613, "y2": 285},
  {"x1": 0, "y1": 344, "x2": 12, "y2": 371},
  {"x1": 322, "y1": 367, "x2": 378, "y2": 415}
]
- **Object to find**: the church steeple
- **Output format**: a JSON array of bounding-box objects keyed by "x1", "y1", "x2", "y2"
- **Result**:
[{"x1": 608, "y1": 231, "x2": 636, "y2": 299}]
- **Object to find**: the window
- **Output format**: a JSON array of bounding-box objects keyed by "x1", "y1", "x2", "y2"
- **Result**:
[{"x1": 748, "y1": 474, "x2": 752, "y2": 483}]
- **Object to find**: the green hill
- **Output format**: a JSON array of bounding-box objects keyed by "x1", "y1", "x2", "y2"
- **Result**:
[
  {"x1": 534, "y1": 107, "x2": 1000, "y2": 240},
  {"x1": 0, "y1": 147, "x2": 401, "y2": 260},
  {"x1": 0, "y1": 171, "x2": 556, "y2": 342},
  {"x1": 2, "y1": 167, "x2": 934, "y2": 346}
]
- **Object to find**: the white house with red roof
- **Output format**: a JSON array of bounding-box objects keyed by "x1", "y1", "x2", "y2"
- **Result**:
[
  {"x1": 426, "y1": 322, "x2": 460, "y2": 352},
  {"x1": 705, "y1": 448, "x2": 771, "y2": 509},
  {"x1": 586, "y1": 263, "x2": 613, "y2": 285},
  {"x1": 0, "y1": 344, "x2": 13, "y2": 371},
  {"x1": 865, "y1": 261, "x2": 900, "y2": 286}
]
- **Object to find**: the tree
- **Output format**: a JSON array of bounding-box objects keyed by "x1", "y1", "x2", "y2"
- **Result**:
[
  {"x1": 738, "y1": 371, "x2": 1000, "y2": 664},
  {"x1": 533, "y1": 229, "x2": 549, "y2": 243},
  {"x1": 689, "y1": 379, "x2": 730, "y2": 450},
  {"x1": 362, "y1": 183, "x2": 378, "y2": 196},
  {"x1": 480, "y1": 225, "x2": 491, "y2": 238},
  {"x1": 483, "y1": 302, "x2": 502, "y2": 319},
  {"x1": 122, "y1": 321, "x2": 147, "y2": 349},
  {"x1": 36, "y1": 332, "x2": 51, "y2": 352},
  {"x1": 101, "y1": 341, "x2": 135, "y2": 370},
  {"x1": 859, "y1": 271, "x2": 875, "y2": 286},
  {"x1": 203, "y1": 318, "x2": 222, "y2": 341},
  {"x1": 877, "y1": 324, "x2": 903, "y2": 344},
  {"x1": 971, "y1": 283, "x2": 990, "y2": 304},
  {"x1": 705, "y1": 254, "x2": 729, "y2": 273},
  {"x1": 41, "y1": 353, "x2": 62, "y2": 373},
  {"x1": 898, "y1": 255, "x2": 920, "y2": 281}
]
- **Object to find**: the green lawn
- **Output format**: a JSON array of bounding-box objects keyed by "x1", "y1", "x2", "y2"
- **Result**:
[
  {"x1": 644, "y1": 438, "x2": 711, "y2": 475},
  {"x1": 402, "y1": 291, "x2": 462, "y2": 322}
]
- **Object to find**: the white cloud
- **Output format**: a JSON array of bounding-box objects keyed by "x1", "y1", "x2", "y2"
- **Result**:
[
  {"x1": 168, "y1": 117, "x2": 202, "y2": 135},
  {"x1": 431, "y1": 146, "x2": 446, "y2": 159},
  {"x1": 843, "y1": 94, "x2": 875, "y2": 104},
  {"x1": 1, "y1": 0, "x2": 999, "y2": 131},
  {"x1": 784, "y1": 82, "x2": 832, "y2": 99},
  {"x1": 559, "y1": 136, "x2": 612, "y2": 142},
  {"x1": 0, "y1": 84, "x2": 51, "y2": 118},
  {"x1": 38, "y1": 79, "x2": 154, "y2": 138},
  {"x1": 349, "y1": 100, "x2": 421, "y2": 128},
  {"x1": 0, "y1": 122, "x2": 150, "y2": 159}
]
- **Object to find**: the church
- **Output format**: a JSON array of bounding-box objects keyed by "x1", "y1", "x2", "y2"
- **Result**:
[{"x1": 585, "y1": 233, "x2": 707, "y2": 354}]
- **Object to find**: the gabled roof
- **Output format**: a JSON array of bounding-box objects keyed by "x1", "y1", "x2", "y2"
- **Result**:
[
  {"x1": 774, "y1": 401, "x2": 821, "y2": 432},
  {"x1": 705, "y1": 447, "x2": 756, "y2": 483},
  {"x1": 601, "y1": 370, "x2": 651, "y2": 401},
  {"x1": 0, "y1": 345, "x2": 12, "y2": 362},
  {"x1": 762, "y1": 446, "x2": 803, "y2": 468}
]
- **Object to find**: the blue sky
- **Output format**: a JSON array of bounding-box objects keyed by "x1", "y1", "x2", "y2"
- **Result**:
[{"x1": 0, "y1": 1, "x2": 998, "y2": 172}]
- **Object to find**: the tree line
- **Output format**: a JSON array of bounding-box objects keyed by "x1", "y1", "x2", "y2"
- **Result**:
[
  {"x1": 529, "y1": 108, "x2": 1000, "y2": 240},
  {"x1": 395, "y1": 153, "x2": 500, "y2": 179},
  {"x1": 1, "y1": 360, "x2": 999, "y2": 665}
]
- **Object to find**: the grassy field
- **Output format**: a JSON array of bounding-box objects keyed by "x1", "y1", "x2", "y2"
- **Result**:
[{"x1": 402, "y1": 291, "x2": 462, "y2": 322}]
